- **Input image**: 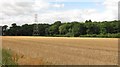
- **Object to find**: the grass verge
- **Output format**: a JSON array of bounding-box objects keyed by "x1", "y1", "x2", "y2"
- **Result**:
[{"x1": 1, "y1": 49, "x2": 18, "y2": 67}]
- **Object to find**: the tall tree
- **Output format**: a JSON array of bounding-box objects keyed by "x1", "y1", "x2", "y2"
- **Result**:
[
  {"x1": 9, "y1": 23, "x2": 21, "y2": 36},
  {"x1": 38, "y1": 24, "x2": 49, "y2": 36},
  {"x1": 48, "y1": 21, "x2": 61, "y2": 35},
  {"x1": 59, "y1": 23, "x2": 72, "y2": 35}
]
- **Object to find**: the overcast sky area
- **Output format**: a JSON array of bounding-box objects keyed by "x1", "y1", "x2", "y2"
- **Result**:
[{"x1": 0, "y1": 0, "x2": 120, "y2": 26}]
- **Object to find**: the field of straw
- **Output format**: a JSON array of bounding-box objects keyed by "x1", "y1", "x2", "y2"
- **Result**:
[{"x1": 2, "y1": 36, "x2": 118, "y2": 65}]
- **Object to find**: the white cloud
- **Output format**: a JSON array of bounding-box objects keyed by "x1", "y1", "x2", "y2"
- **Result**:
[
  {"x1": 52, "y1": 4, "x2": 64, "y2": 8},
  {"x1": 0, "y1": 0, "x2": 120, "y2": 26},
  {"x1": 33, "y1": 0, "x2": 50, "y2": 11},
  {"x1": 77, "y1": 0, "x2": 119, "y2": 22},
  {"x1": 101, "y1": 0, "x2": 119, "y2": 21}
]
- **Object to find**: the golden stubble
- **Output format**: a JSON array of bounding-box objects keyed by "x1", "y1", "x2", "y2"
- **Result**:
[{"x1": 2, "y1": 36, "x2": 118, "y2": 65}]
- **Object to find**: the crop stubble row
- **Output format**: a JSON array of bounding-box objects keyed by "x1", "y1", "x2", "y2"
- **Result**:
[{"x1": 2, "y1": 36, "x2": 118, "y2": 65}]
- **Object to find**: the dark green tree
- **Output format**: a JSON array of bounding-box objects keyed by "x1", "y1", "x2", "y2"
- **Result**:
[{"x1": 48, "y1": 21, "x2": 61, "y2": 35}]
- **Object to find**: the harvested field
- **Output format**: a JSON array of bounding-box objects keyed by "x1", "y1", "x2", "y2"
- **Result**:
[{"x1": 2, "y1": 36, "x2": 118, "y2": 65}]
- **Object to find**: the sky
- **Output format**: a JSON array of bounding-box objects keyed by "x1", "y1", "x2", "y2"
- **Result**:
[{"x1": 0, "y1": 0, "x2": 120, "y2": 26}]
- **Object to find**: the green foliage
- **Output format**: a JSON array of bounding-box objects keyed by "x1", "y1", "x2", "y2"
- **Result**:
[
  {"x1": 6, "y1": 23, "x2": 22, "y2": 36},
  {"x1": 48, "y1": 21, "x2": 61, "y2": 35},
  {"x1": 59, "y1": 23, "x2": 71, "y2": 35},
  {"x1": 21, "y1": 24, "x2": 33, "y2": 36},
  {"x1": 72, "y1": 22, "x2": 87, "y2": 37},
  {"x1": 72, "y1": 23, "x2": 81, "y2": 37},
  {"x1": 2, "y1": 20, "x2": 120, "y2": 38},
  {"x1": 2, "y1": 49, "x2": 18, "y2": 67},
  {"x1": 54, "y1": 21, "x2": 61, "y2": 26},
  {"x1": 38, "y1": 24, "x2": 49, "y2": 36},
  {"x1": 80, "y1": 33, "x2": 120, "y2": 38},
  {"x1": 48, "y1": 25, "x2": 59, "y2": 35}
]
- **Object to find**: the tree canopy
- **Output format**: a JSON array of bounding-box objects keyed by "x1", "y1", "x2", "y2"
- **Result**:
[{"x1": 2, "y1": 20, "x2": 120, "y2": 38}]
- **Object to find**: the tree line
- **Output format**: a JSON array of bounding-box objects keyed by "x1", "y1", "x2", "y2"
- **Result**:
[{"x1": 2, "y1": 20, "x2": 120, "y2": 38}]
